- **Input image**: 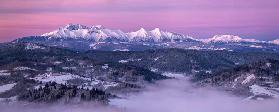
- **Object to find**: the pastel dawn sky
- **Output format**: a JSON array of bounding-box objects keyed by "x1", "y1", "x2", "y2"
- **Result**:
[{"x1": 0, "y1": 0, "x2": 279, "y2": 42}]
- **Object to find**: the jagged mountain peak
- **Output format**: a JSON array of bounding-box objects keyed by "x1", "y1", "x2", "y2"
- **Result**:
[
  {"x1": 151, "y1": 28, "x2": 160, "y2": 32},
  {"x1": 150, "y1": 28, "x2": 162, "y2": 39},
  {"x1": 136, "y1": 28, "x2": 148, "y2": 35},
  {"x1": 128, "y1": 28, "x2": 149, "y2": 39}
]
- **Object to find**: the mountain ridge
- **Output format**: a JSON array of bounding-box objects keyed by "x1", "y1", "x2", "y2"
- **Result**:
[
  {"x1": 12, "y1": 23, "x2": 279, "y2": 52},
  {"x1": 40, "y1": 23, "x2": 277, "y2": 43},
  {"x1": 41, "y1": 24, "x2": 196, "y2": 43}
]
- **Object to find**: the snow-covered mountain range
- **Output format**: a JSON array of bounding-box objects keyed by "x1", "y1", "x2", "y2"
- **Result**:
[
  {"x1": 14, "y1": 24, "x2": 279, "y2": 51},
  {"x1": 40, "y1": 24, "x2": 279, "y2": 43},
  {"x1": 41, "y1": 24, "x2": 196, "y2": 42}
]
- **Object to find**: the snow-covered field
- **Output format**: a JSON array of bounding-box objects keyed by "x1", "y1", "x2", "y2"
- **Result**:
[
  {"x1": 25, "y1": 43, "x2": 46, "y2": 50},
  {"x1": 30, "y1": 72, "x2": 119, "y2": 90},
  {"x1": 0, "y1": 70, "x2": 11, "y2": 76},
  {"x1": 249, "y1": 84, "x2": 279, "y2": 98},
  {"x1": 0, "y1": 83, "x2": 16, "y2": 93},
  {"x1": 13, "y1": 67, "x2": 37, "y2": 71},
  {"x1": 30, "y1": 72, "x2": 78, "y2": 84},
  {"x1": 161, "y1": 72, "x2": 185, "y2": 78},
  {"x1": 118, "y1": 58, "x2": 142, "y2": 63}
]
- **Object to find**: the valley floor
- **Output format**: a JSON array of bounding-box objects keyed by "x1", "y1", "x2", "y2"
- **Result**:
[
  {"x1": 2, "y1": 74, "x2": 279, "y2": 112},
  {"x1": 110, "y1": 76, "x2": 279, "y2": 112}
]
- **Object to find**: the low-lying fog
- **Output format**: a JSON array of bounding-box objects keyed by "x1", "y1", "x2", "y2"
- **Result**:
[{"x1": 1, "y1": 77, "x2": 279, "y2": 112}]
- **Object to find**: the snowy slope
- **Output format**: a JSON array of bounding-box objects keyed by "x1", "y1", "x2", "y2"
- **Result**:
[
  {"x1": 42, "y1": 24, "x2": 196, "y2": 42},
  {"x1": 249, "y1": 84, "x2": 279, "y2": 98},
  {"x1": 0, "y1": 83, "x2": 16, "y2": 93},
  {"x1": 270, "y1": 39, "x2": 279, "y2": 45},
  {"x1": 127, "y1": 28, "x2": 195, "y2": 42},
  {"x1": 42, "y1": 24, "x2": 128, "y2": 41},
  {"x1": 202, "y1": 35, "x2": 261, "y2": 43}
]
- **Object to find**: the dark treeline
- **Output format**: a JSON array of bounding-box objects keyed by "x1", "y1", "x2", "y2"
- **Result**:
[{"x1": 18, "y1": 82, "x2": 114, "y2": 104}]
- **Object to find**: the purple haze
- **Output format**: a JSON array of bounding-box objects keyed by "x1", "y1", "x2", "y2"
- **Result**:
[{"x1": 0, "y1": 0, "x2": 279, "y2": 42}]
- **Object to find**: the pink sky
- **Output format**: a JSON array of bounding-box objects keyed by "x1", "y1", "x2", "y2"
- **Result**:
[{"x1": 0, "y1": 0, "x2": 279, "y2": 42}]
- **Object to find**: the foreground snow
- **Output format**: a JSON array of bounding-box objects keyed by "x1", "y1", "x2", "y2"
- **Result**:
[
  {"x1": 0, "y1": 83, "x2": 16, "y2": 93},
  {"x1": 249, "y1": 85, "x2": 279, "y2": 98}
]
